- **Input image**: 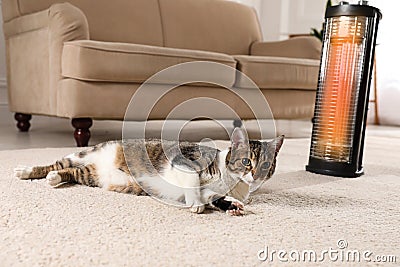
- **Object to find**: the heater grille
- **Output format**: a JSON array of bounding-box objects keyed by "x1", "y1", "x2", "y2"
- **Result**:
[{"x1": 310, "y1": 16, "x2": 371, "y2": 163}]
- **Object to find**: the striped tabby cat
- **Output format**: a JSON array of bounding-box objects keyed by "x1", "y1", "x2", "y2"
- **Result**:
[{"x1": 14, "y1": 128, "x2": 283, "y2": 216}]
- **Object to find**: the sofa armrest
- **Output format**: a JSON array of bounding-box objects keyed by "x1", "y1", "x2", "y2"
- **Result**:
[
  {"x1": 250, "y1": 36, "x2": 322, "y2": 60},
  {"x1": 47, "y1": 3, "x2": 89, "y2": 105},
  {"x1": 3, "y1": 3, "x2": 89, "y2": 41},
  {"x1": 3, "y1": 3, "x2": 89, "y2": 114},
  {"x1": 48, "y1": 3, "x2": 90, "y2": 42}
]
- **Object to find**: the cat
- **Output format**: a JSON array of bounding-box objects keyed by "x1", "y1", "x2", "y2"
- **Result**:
[{"x1": 14, "y1": 128, "x2": 284, "y2": 216}]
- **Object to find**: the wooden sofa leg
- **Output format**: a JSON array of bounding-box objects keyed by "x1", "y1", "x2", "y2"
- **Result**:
[
  {"x1": 15, "y1": 113, "x2": 32, "y2": 132},
  {"x1": 71, "y1": 118, "x2": 93, "y2": 147}
]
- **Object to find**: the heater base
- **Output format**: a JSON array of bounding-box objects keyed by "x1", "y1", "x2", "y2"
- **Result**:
[{"x1": 306, "y1": 158, "x2": 364, "y2": 178}]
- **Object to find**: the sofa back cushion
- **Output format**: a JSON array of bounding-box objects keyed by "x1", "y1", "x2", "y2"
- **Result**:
[
  {"x1": 2, "y1": 0, "x2": 262, "y2": 54},
  {"x1": 159, "y1": 0, "x2": 262, "y2": 55}
]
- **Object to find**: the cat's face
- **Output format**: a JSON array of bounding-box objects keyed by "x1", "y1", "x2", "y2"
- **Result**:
[
  {"x1": 226, "y1": 128, "x2": 284, "y2": 193},
  {"x1": 225, "y1": 128, "x2": 252, "y2": 181},
  {"x1": 246, "y1": 136, "x2": 284, "y2": 192}
]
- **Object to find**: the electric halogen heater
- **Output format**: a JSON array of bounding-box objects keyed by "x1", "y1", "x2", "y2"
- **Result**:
[{"x1": 306, "y1": 1, "x2": 381, "y2": 177}]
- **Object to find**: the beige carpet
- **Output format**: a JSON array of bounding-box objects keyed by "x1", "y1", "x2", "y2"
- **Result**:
[{"x1": 1, "y1": 136, "x2": 399, "y2": 266}]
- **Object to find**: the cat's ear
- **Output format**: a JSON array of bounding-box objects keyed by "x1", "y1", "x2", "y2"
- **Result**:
[
  {"x1": 273, "y1": 135, "x2": 284, "y2": 153},
  {"x1": 231, "y1": 127, "x2": 249, "y2": 149}
]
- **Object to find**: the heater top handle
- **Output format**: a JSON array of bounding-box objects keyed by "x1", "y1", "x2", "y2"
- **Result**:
[{"x1": 326, "y1": 2, "x2": 382, "y2": 20}]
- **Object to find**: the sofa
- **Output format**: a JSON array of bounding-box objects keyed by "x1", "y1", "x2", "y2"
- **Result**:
[{"x1": 1, "y1": 0, "x2": 321, "y2": 146}]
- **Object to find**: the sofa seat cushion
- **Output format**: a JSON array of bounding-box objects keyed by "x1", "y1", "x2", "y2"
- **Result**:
[
  {"x1": 234, "y1": 55, "x2": 319, "y2": 90},
  {"x1": 62, "y1": 40, "x2": 237, "y2": 86}
]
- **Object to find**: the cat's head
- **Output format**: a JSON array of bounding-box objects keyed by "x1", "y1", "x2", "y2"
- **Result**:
[
  {"x1": 226, "y1": 128, "x2": 284, "y2": 193},
  {"x1": 246, "y1": 136, "x2": 284, "y2": 192}
]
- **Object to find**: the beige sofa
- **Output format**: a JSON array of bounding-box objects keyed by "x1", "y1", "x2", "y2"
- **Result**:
[{"x1": 2, "y1": 0, "x2": 321, "y2": 146}]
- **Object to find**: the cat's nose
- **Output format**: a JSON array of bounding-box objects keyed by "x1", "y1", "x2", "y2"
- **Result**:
[{"x1": 253, "y1": 175, "x2": 259, "y2": 180}]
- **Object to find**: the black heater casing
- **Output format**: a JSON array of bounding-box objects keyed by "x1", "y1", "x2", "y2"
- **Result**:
[{"x1": 306, "y1": 3, "x2": 382, "y2": 178}]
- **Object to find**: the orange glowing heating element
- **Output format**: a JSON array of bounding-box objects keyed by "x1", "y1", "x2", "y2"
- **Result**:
[{"x1": 311, "y1": 16, "x2": 367, "y2": 162}]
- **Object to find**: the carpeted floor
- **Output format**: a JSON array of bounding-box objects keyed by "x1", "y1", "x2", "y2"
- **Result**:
[{"x1": 0, "y1": 135, "x2": 399, "y2": 266}]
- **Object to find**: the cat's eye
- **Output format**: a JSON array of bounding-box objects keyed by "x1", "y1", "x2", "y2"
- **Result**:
[
  {"x1": 241, "y1": 158, "x2": 251, "y2": 166},
  {"x1": 261, "y1": 162, "x2": 270, "y2": 170}
]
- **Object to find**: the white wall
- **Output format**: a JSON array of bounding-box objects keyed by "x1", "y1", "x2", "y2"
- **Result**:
[
  {"x1": 0, "y1": 0, "x2": 7, "y2": 105},
  {"x1": 368, "y1": 0, "x2": 400, "y2": 126},
  {"x1": 239, "y1": 0, "x2": 332, "y2": 41}
]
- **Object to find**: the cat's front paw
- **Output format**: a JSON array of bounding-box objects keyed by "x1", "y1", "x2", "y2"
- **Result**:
[
  {"x1": 226, "y1": 201, "x2": 245, "y2": 216},
  {"x1": 189, "y1": 204, "x2": 205, "y2": 214},
  {"x1": 212, "y1": 196, "x2": 245, "y2": 216},
  {"x1": 224, "y1": 196, "x2": 245, "y2": 216},
  {"x1": 46, "y1": 171, "x2": 62, "y2": 187},
  {"x1": 14, "y1": 166, "x2": 33, "y2": 179}
]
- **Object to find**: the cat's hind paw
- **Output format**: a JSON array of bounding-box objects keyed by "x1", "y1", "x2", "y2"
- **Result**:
[
  {"x1": 14, "y1": 166, "x2": 33, "y2": 179},
  {"x1": 46, "y1": 171, "x2": 62, "y2": 187}
]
